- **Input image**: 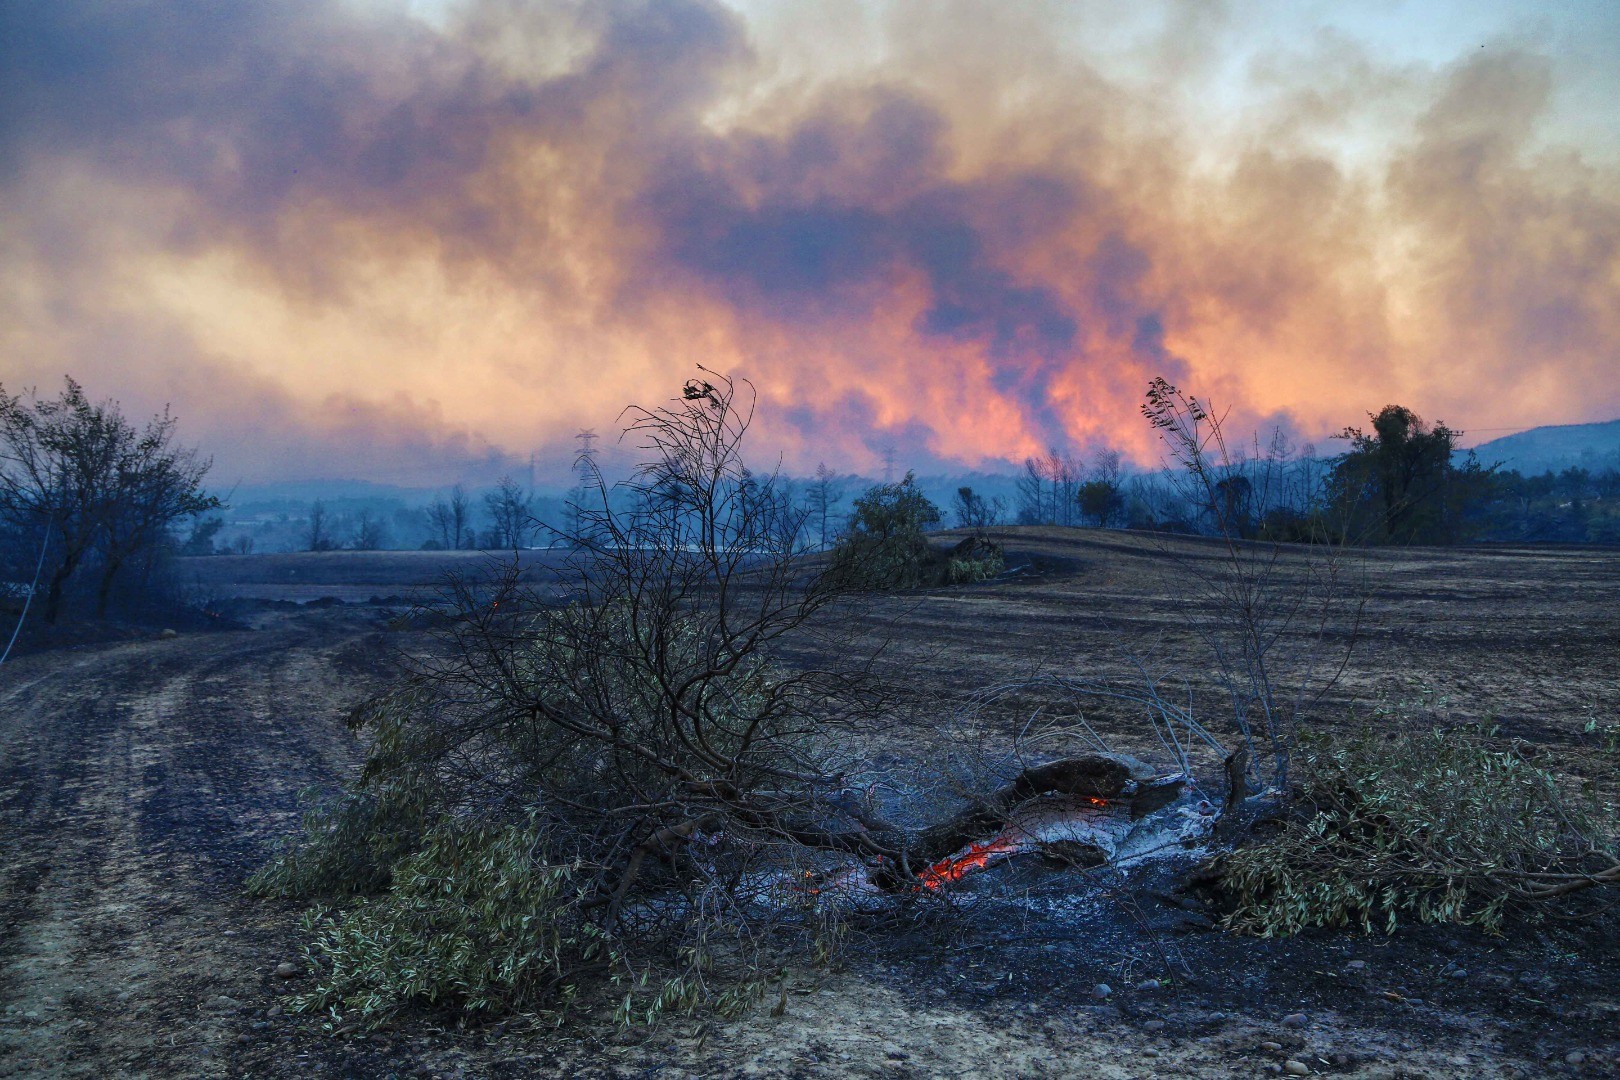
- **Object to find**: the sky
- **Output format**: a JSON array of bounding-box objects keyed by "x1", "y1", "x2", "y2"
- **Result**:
[{"x1": 2, "y1": 0, "x2": 1618, "y2": 487}]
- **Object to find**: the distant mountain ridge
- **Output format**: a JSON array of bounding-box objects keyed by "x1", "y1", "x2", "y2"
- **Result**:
[{"x1": 1471, "y1": 418, "x2": 1620, "y2": 475}]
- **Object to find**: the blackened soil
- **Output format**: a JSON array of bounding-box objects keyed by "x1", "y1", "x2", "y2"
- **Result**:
[{"x1": 2, "y1": 534, "x2": 1619, "y2": 1078}]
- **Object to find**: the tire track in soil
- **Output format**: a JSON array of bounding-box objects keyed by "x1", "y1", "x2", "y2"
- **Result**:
[{"x1": 0, "y1": 617, "x2": 377, "y2": 1078}]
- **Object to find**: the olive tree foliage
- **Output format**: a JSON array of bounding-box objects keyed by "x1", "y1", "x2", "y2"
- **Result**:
[
  {"x1": 1076, "y1": 449, "x2": 1125, "y2": 527},
  {"x1": 0, "y1": 378, "x2": 218, "y2": 622},
  {"x1": 830, "y1": 472, "x2": 942, "y2": 589},
  {"x1": 254, "y1": 372, "x2": 900, "y2": 1026}
]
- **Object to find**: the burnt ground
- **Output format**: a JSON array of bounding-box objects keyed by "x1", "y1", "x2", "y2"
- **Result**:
[{"x1": 1, "y1": 530, "x2": 1618, "y2": 1078}]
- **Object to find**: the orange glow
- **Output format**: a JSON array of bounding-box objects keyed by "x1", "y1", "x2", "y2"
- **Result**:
[
  {"x1": 3, "y1": 5, "x2": 1617, "y2": 483},
  {"x1": 918, "y1": 835, "x2": 1025, "y2": 890}
]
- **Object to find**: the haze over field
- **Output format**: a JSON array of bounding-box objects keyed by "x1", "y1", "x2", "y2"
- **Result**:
[{"x1": 3, "y1": 0, "x2": 1619, "y2": 486}]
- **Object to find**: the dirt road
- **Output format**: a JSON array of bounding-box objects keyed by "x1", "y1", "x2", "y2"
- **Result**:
[{"x1": 0, "y1": 614, "x2": 377, "y2": 1078}]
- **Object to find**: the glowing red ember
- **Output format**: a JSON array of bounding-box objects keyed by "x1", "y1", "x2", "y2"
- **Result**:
[
  {"x1": 918, "y1": 835, "x2": 1024, "y2": 889},
  {"x1": 916, "y1": 796, "x2": 1113, "y2": 889}
]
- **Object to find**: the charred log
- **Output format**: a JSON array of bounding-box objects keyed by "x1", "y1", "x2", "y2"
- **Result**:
[{"x1": 862, "y1": 752, "x2": 1186, "y2": 889}]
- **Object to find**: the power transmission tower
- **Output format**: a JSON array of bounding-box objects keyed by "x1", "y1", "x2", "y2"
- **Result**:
[{"x1": 574, "y1": 429, "x2": 598, "y2": 482}]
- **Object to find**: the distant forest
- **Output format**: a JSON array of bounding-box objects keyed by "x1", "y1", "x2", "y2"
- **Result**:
[{"x1": 195, "y1": 406, "x2": 1620, "y2": 556}]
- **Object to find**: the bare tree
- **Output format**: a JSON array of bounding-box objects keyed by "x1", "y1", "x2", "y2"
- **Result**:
[
  {"x1": 1142, "y1": 378, "x2": 1362, "y2": 795},
  {"x1": 351, "y1": 509, "x2": 387, "y2": 551},
  {"x1": 306, "y1": 500, "x2": 334, "y2": 552},
  {"x1": 448, "y1": 484, "x2": 472, "y2": 550},
  {"x1": 805, "y1": 462, "x2": 844, "y2": 549},
  {"x1": 425, "y1": 497, "x2": 454, "y2": 550},
  {"x1": 951, "y1": 486, "x2": 1005, "y2": 530},
  {"x1": 482, "y1": 476, "x2": 533, "y2": 550},
  {"x1": 255, "y1": 371, "x2": 1216, "y2": 1029},
  {"x1": 1017, "y1": 449, "x2": 1083, "y2": 526}
]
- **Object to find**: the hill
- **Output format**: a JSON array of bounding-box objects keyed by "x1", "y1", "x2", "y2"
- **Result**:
[{"x1": 1472, "y1": 418, "x2": 1620, "y2": 475}]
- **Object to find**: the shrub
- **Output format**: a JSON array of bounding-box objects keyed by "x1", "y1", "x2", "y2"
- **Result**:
[
  {"x1": 829, "y1": 472, "x2": 942, "y2": 589},
  {"x1": 944, "y1": 535, "x2": 1005, "y2": 584},
  {"x1": 1219, "y1": 725, "x2": 1617, "y2": 935},
  {"x1": 287, "y1": 818, "x2": 610, "y2": 1028},
  {"x1": 251, "y1": 373, "x2": 885, "y2": 1030},
  {"x1": 246, "y1": 786, "x2": 428, "y2": 899}
]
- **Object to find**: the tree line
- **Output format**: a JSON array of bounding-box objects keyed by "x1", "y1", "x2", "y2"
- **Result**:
[{"x1": 948, "y1": 404, "x2": 1618, "y2": 546}]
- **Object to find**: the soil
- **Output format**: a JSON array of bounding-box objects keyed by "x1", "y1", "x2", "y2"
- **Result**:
[{"x1": 2, "y1": 530, "x2": 1617, "y2": 1078}]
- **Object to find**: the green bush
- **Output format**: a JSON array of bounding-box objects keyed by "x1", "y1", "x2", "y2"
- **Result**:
[
  {"x1": 1220, "y1": 725, "x2": 1615, "y2": 935},
  {"x1": 943, "y1": 535, "x2": 1005, "y2": 584},
  {"x1": 287, "y1": 818, "x2": 609, "y2": 1028},
  {"x1": 829, "y1": 472, "x2": 942, "y2": 589},
  {"x1": 246, "y1": 786, "x2": 428, "y2": 899}
]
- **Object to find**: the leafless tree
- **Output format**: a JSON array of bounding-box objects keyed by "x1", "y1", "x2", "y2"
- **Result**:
[
  {"x1": 351, "y1": 509, "x2": 387, "y2": 551},
  {"x1": 1017, "y1": 448, "x2": 1083, "y2": 526},
  {"x1": 482, "y1": 476, "x2": 533, "y2": 550},
  {"x1": 425, "y1": 497, "x2": 454, "y2": 550},
  {"x1": 426, "y1": 484, "x2": 474, "y2": 550},
  {"x1": 449, "y1": 484, "x2": 473, "y2": 549},
  {"x1": 951, "y1": 486, "x2": 1005, "y2": 530},
  {"x1": 95, "y1": 411, "x2": 218, "y2": 614},
  {"x1": 1142, "y1": 378, "x2": 1363, "y2": 795},
  {"x1": 805, "y1": 462, "x2": 844, "y2": 549},
  {"x1": 306, "y1": 501, "x2": 336, "y2": 552}
]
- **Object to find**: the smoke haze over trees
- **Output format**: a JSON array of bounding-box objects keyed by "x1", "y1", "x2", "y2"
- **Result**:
[{"x1": 3, "y1": 3, "x2": 1619, "y2": 486}]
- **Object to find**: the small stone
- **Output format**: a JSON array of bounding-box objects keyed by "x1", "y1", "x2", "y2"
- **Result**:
[
  {"x1": 882, "y1": 1044, "x2": 907, "y2": 1061},
  {"x1": 159, "y1": 628, "x2": 178, "y2": 639},
  {"x1": 274, "y1": 962, "x2": 300, "y2": 979},
  {"x1": 237, "y1": 1033, "x2": 252, "y2": 1044},
  {"x1": 1260, "y1": 1041, "x2": 1283, "y2": 1052},
  {"x1": 1346, "y1": 960, "x2": 1367, "y2": 971},
  {"x1": 1283, "y1": 1060, "x2": 1310, "y2": 1076},
  {"x1": 1142, "y1": 1048, "x2": 1159, "y2": 1058},
  {"x1": 1566, "y1": 1050, "x2": 1587, "y2": 1066},
  {"x1": 1449, "y1": 968, "x2": 1469, "y2": 980},
  {"x1": 1137, "y1": 978, "x2": 1161, "y2": 991},
  {"x1": 1091, "y1": 983, "x2": 1112, "y2": 1000},
  {"x1": 1143, "y1": 1020, "x2": 1165, "y2": 1032},
  {"x1": 1281, "y1": 1012, "x2": 1309, "y2": 1029}
]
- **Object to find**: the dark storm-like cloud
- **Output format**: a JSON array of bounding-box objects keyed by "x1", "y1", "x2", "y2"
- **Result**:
[
  {"x1": 2, "y1": 1, "x2": 1174, "y2": 456},
  {"x1": 2, "y1": 2, "x2": 1618, "y2": 481}
]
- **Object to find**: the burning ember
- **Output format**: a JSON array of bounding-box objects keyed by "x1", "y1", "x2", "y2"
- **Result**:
[
  {"x1": 918, "y1": 796, "x2": 1117, "y2": 889},
  {"x1": 918, "y1": 835, "x2": 1024, "y2": 889},
  {"x1": 756, "y1": 757, "x2": 1215, "y2": 910}
]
